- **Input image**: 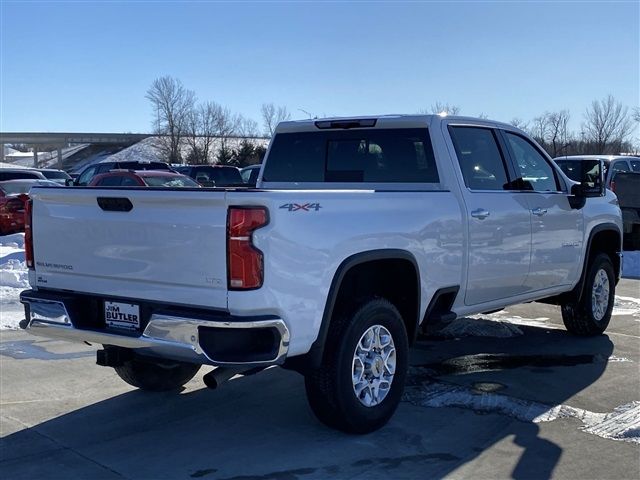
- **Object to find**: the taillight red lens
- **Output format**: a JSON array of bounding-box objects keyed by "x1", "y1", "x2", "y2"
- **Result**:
[
  {"x1": 24, "y1": 199, "x2": 34, "y2": 269},
  {"x1": 227, "y1": 207, "x2": 268, "y2": 290}
]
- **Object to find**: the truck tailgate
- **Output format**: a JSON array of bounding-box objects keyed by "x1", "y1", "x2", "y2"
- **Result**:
[
  {"x1": 30, "y1": 187, "x2": 229, "y2": 309},
  {"x1": 614, "y1": 172, "x2": 640, "y2": 210}
]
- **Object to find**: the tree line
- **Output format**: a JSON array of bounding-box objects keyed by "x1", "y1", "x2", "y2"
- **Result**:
[{"x1": 146, "y1": 76, "x2": 291, "y2": 166}]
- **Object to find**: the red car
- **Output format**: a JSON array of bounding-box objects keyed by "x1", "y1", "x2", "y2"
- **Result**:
[
  {"x1": 89, "y1": 170, "x2": 200, "y2": 188},
  {"x1": 0, "y1": 179, "x2": 60, "y2": 235}
]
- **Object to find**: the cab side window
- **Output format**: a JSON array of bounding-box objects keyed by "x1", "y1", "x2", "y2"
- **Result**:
[
  {"x1": 449, "y1": 126, "x2": 510, "y2": 191},
  {"x1": 504, "y1": 132, "x2": 559, "y2": 192},
  {"x1": 611, "y1": 161, "x2": 630, "y2": 174},
  {"x1": 78, "y1": 166, "x2": 97, "y2": 185},
  {"x1": 630, "y1": 160, "x2": 640, "y2": 172}
]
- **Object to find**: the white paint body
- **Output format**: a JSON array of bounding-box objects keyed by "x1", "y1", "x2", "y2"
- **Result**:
[{"x1": 28, "y1": 115, "x2": 623, "y2": 358}]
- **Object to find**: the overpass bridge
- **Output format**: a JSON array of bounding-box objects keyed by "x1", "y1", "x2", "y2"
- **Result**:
[{"x1": 0, "y1": 132, "x2": 154, "y2": 167}]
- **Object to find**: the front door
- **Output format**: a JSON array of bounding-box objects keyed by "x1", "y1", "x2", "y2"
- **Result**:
[{"x1": 501, "y1": 131, "x2": 583, "y2": 289}]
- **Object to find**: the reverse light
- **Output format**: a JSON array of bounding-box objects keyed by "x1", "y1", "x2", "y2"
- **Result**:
[
  {"x1": 24, "y1": 199, "x2": 34, "y2": 269},
  {"x1": 227, "y1": 207, "x2": 268, "y2": 290}
]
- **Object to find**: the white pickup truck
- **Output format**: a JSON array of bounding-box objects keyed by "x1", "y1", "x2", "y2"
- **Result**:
[{"x1": 20, "y1": 115, "x2": 623, "y2": 433}]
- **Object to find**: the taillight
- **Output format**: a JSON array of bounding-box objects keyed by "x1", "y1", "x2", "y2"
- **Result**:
[
  {"x1": 227, "y1": 207, "x2": 268, "y2": 290},
  {"x1": 24, "y1": 199, "x2": 34, "y2": 269}
]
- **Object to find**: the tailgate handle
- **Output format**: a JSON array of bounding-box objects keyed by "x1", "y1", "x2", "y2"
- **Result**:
[{"x1": 97, "y1": 197, "x2": 133, "y2": 212}]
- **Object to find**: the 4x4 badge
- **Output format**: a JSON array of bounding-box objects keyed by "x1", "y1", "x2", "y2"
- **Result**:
[{"x1": 279, "y1": 203, "x2": 322, "y2": 212}]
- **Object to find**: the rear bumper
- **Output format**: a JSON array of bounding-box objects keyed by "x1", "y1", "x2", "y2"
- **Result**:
[{"x1": 19, "y1": 290, "x2": 289, "y2": 367}]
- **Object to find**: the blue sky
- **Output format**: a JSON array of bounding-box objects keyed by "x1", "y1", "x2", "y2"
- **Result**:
[{"x1": 1, "y1": 1, "x2": 638, "y2": 134}]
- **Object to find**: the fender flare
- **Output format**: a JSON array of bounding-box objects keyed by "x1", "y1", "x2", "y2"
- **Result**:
[
  {"x1": 574, "y1": 223, "x2": 622, "y2": 301},
  {"x1": 305, "y1": 249, "x2": 420, "y2": 370}
]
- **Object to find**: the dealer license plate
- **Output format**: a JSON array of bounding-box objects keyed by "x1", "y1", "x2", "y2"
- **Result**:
[{"x1": 104, "y1": 301, "x2": 140, "y2": 330}]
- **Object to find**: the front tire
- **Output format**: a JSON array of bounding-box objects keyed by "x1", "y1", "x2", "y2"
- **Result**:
[
  {"x1": 304, "y1": 298, "x2": 409, "y2": 434},
  {"x1": 561, "y1": 253, "x2": 615, "y2": 336},
  {"x1": 114, "y1": 354, "x2": 201, "y2": 392}
]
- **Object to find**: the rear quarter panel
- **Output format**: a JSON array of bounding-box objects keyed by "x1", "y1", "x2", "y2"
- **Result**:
[{"x1": 226, "y1": 189, "x2": 464, "y2": 356}]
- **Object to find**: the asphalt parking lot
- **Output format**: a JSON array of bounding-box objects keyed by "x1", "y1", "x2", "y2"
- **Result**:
[{"x1": 1, "y1": 280, "x2": 639, "y2": 480}]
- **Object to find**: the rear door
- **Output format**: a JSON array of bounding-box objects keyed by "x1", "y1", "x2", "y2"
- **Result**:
[
  {"x1": 501, "y1": 131, "x2": 582, "y2": 289},
  {"x1": 447, "y1": 125, "x2": 532, "y2": 306}
]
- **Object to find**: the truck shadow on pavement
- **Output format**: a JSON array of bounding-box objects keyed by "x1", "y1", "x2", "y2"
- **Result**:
[{"x1": 0, "y1": 324, "x2": 617, "y2": 480}]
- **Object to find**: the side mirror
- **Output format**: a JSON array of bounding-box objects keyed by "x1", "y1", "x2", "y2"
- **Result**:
[
  {"x1": 568, "y1": 159, "x2": 605, "y2": 209},
  {"x1": 64, "y1": 178, "x2": 75, "y2": 187}
]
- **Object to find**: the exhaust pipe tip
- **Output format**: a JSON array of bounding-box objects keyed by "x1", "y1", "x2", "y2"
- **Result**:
[{"x1": 203, "y1": 366, "x2": 260, "y2": 390}]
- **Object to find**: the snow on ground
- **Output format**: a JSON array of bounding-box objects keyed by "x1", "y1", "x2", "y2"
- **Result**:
[
  {"x1": 404, "y1": 378, "x2": 640, "y2": 443},
  {"x1": 0, "y1": 233, "x2": 28, "y2": 330}
]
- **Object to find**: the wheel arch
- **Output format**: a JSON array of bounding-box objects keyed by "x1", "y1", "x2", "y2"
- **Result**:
[
  {"x1": 541, "y1": 223, "x2": 622, "y2": 306},
  {"x1": 304, "y1": 249, "x2": 421, "y2": 370}
]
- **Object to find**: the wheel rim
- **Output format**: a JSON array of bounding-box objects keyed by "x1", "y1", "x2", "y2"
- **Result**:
[
  {"x1": 352, "y1": 325, "x2": 396, "y2": 407},
  {"x1": 591, "y1": 268, "x2": 610, "y2": 321}
]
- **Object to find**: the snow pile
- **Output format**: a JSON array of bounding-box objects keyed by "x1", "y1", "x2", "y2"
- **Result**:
[
  {"x1": 107, "y1": 137, "x2": 165, "y2": 163},
  {"x1": 0, "y1": 233, "x2": 27, "y2": 330},
  {"x1": 0, "y1": 259, "x2": 28, "y2": 288}
]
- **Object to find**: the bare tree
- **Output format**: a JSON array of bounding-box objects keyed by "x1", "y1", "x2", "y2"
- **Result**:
[
  {"x1": 261, "y1": 103, "x2": 291, "y2": 137},
  {"x1": 583, "y1": 95, "x2": 634, "y2": 154},
  {"x1": 237, "y1": 116, "x2": 259, "y2": 138},
  {"x1": 510, "y1": 118, "x2": 529, "y2": 131},
  {"x1": 146, "y1": 76, "x2": 195, "y2": 163},
  {"x1": 530, "y1": 114, "x2": 550, "y2": 145},
  {"x1": 546, "y1": 110, "x2": 571, "y2": 157},
  {"x1": 430, "y1": 102, "x2": 461, "y2": 115}
]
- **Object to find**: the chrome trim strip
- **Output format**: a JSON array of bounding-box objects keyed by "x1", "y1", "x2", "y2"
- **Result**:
[{"x1": 21, "y1": 298, "x2": 289, "y2": 366}]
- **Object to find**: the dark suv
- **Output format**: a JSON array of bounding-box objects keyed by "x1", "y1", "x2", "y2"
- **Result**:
[
  {"x1": 174, "y1": 165, "x2": 243, "y2": 187},
  {"x1": 74, "y1": 161, "x2": 172, "y2": 186}
]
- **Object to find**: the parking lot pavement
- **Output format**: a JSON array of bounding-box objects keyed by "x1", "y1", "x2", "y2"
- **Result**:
[{"x1": 1, "y1": 280, "x2": 638, "y2": 480}]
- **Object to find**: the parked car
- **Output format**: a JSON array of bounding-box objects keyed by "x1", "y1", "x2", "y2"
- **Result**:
[
  {"x1": 553, "y1": 155, "x2": 640, "y2": 189},
  {"x1": 74, "y1": 161, "x2": 173, "y2": 186},
  {"x1": 610, "y1": 172, "x2": 640, "y2": 250},
  {"x1": 174, "y1": 165, "x2": 243, "y2": 187},
  {"x1": 0, "y1": 179, "x2": 60, "y2": 235},
  {"x1": 37, "y1": 169, "x2": 72, "y2": 185},
  {"x1": 241, "y1": 164, "x2": 261, "y2": 185},
  {"x1": 0, "y1": 168, "x2": 47, "y2": 182},
  {"x1": 20, "y1": 115, "x2": 622, "y2": 434},
  {"x1": 89, "y1": 170, "x2": 200, "y2": 188}
]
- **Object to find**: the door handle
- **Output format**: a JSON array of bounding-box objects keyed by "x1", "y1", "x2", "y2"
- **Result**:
[
  {"x1": 531, "y1": 207, "x2": 548, "y2": 216},
  {"x1": 470, "y1": 208, "x2": 490, "y2": 220}
]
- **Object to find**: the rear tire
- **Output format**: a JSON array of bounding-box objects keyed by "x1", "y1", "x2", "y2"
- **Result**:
[
  {"x1": 304, "y1": 298, "x2": 409, "y2": 434},
  {"x1": 114, "y1": 355, "x2": 201, "y2": 392},
  {"x1": 561, "y1": 253, "x2": 615, "y2": 336}
]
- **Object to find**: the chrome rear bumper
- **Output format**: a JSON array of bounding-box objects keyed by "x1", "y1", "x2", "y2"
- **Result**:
[{"x1": 20, "y1": 293, "x2": 289, "y2": 366}]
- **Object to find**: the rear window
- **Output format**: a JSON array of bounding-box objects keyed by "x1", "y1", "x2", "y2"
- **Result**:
[
  {"x1": 40, "y1": 170, "x2": 70, "y2": 180},
  {"x1": 192, "y1": 167, "x2": 242, "y2": 186},
  {"x1": 143, "y1": 175, "x2": 200, "y2": 187},
  {"x1": 555, "y1": 160, "x2": 582, "y2": 181},
  {"x1": 0, "y1": 171, "x2": 42, "y2": 181},
  {"x1": 263, "y1": 128, "x2": 439, "y2": 183},
  {"x1": 119, "y1": 162, "x2": 170, "y2": 171}
]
